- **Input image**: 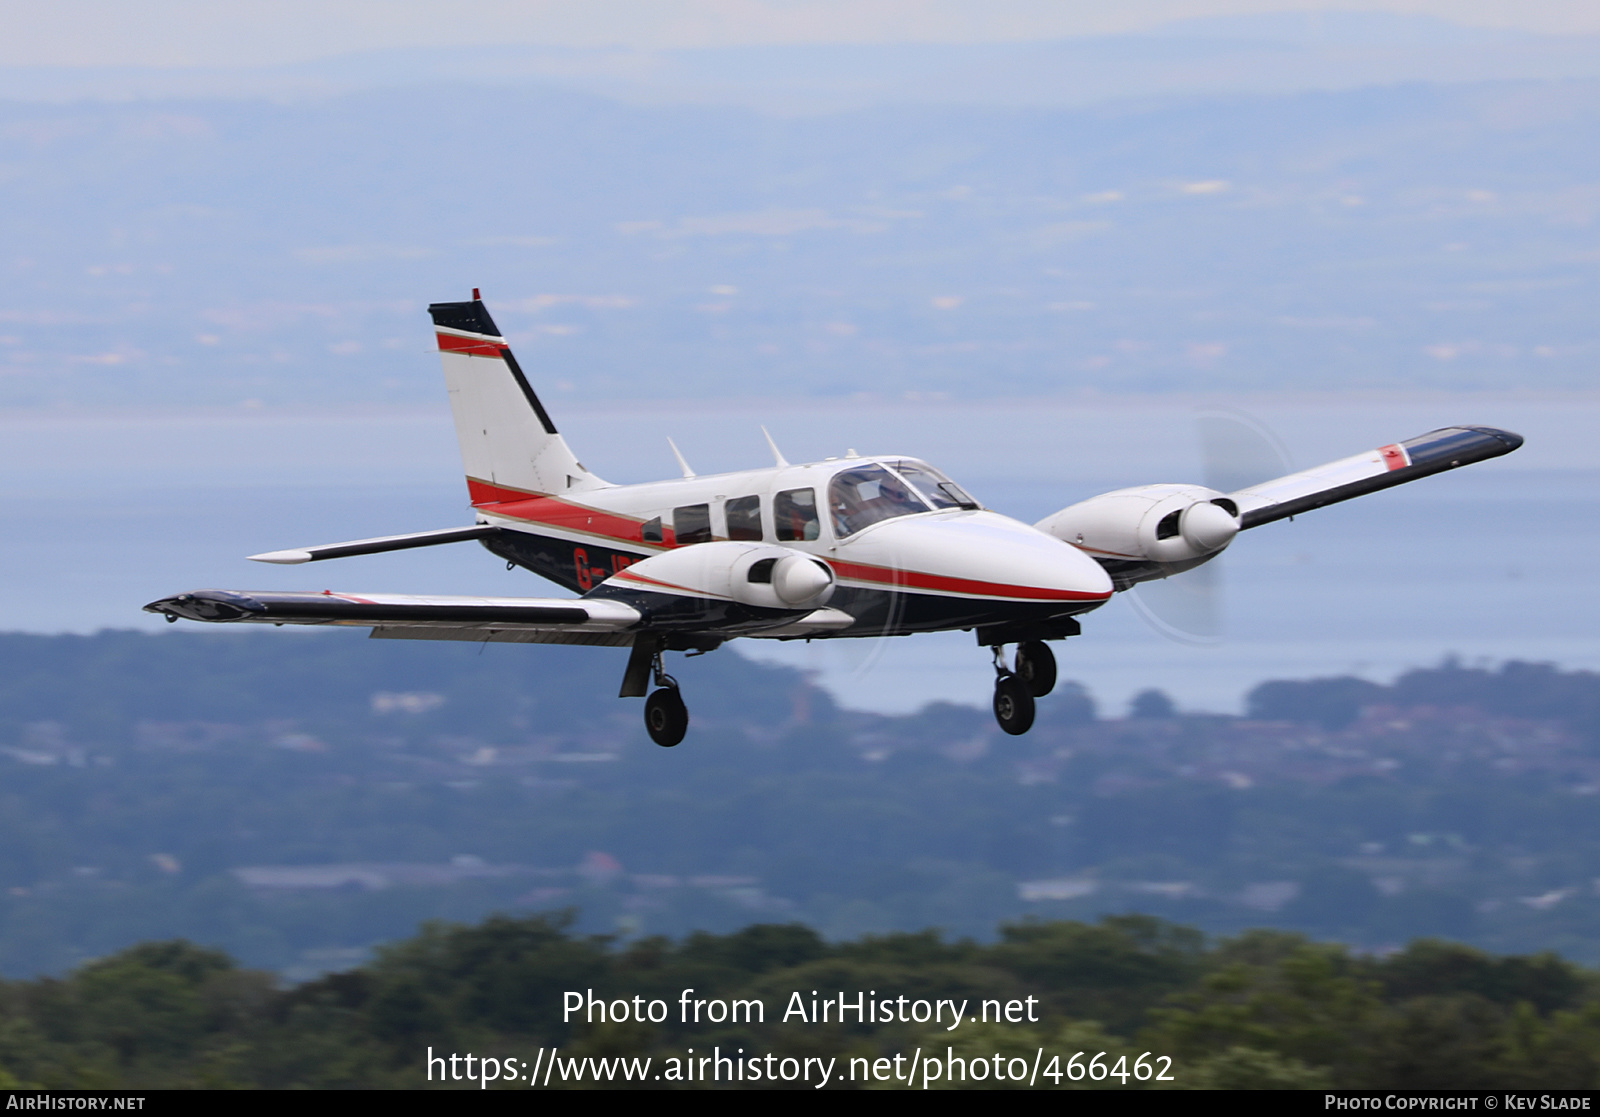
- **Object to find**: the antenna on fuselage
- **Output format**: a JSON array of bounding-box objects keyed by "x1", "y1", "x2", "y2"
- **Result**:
[
  {"x1": 761, "y1": 426, "x2": 790, "y2": 468},
  {"x1": 666, "y1": 437, "x2": 695, "y2": 478}
]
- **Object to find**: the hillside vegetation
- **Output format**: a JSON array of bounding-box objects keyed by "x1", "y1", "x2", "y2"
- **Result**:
[{"x1": 1, "y1": 912, "x2": 1596, "y2": 1089}]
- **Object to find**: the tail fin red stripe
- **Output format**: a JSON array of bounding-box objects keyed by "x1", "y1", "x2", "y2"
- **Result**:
[{"x1": 436, "y1": 332, "x2": 508, "y2": 356}]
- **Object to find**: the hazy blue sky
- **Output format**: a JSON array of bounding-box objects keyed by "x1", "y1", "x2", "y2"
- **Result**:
[
  {"x1": 6, "y1": 1, "x2": 1600, "y2": 67},
  {"x1": 3, "y1": 0, "x2": 1595, "y2": 710}
]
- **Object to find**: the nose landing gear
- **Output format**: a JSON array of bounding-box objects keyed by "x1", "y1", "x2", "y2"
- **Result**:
[
  {"x1": 1014, "y1": 640, "x2": 1056, "y2": 698},
  {"x1": 990, "y1": 645, "x2": 1036, "y2": 736},
  {"x1": 986, "y1": 640, "x2": 1062, "y2": 734}
]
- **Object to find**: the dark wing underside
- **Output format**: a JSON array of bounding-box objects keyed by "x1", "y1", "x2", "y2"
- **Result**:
[{"x1": 143, "y1": 589, "x2": 642, "y2": 645}]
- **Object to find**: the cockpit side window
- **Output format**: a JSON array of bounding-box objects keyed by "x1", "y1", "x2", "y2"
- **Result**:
[
  {"x1": 828, "y1": 464, "x2": 929, "y2": 538},
  {"x1": 774, "y1": 488, "x2": 819, "y2": 541}
]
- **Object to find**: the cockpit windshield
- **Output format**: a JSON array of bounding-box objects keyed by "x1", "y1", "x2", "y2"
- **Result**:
[
  {"x1": 881, "y1": 460, "x2": 979, "y2": 511},
  {"x1": 828, "y1": 464, "x2": 929, "y2": 537},
  {"x1": 827, "y1": 460, "x2": 980, "y2": 537}
]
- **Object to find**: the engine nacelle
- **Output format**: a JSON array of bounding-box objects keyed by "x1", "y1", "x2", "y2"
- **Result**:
[
  {"x1": 1036, "y1": 484, "x2": 1241, "y2": 569},
  {"x1": 603, "y1": 541, "x2": 836, "y2": 611}
]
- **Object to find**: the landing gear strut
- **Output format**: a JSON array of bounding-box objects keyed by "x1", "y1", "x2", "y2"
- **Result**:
[{"x1": 990, "y1": 645, "x2": 1036, "y2": 736}]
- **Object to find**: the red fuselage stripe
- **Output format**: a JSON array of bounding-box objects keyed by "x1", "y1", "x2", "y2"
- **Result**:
[
  {"x1": 829, "y1": 560, "x2": 1109, "y2": 601},
  {"x1": 469, "y1": 480, "x2": 662, "y2": 546},
  {"x1": 612, "y1": 570, "x2": 698, "y2": 594}
]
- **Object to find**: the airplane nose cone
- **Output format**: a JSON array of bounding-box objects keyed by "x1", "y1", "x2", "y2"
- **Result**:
[{"x1": 837, "y1": 512, "x2": 1113, "y2": 605}]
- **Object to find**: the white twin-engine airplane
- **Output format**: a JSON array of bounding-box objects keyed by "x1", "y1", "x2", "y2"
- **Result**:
[{"x1": 146, "y1": 292, "x2": 1523, "y2": 746}]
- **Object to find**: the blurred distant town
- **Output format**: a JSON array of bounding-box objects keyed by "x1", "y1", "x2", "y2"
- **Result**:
[{"x1": 1, "y1": 630, "x2": 1596, "y2": 981}]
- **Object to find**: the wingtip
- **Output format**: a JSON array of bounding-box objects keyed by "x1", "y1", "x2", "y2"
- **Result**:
[{"x1": 1491, "y1": 427, "x2": 1525, "y2": 453}]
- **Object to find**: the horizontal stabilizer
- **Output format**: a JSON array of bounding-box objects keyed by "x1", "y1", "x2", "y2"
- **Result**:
[
  {"x1": 248, "y1": 525, "x2": 499, "y2": 564},
  {"x1": 143, "y1": 589, "x2": 640, "y2": 632},
  {"x1": 1234, "y1": 426, "x2": 1522, "y2": 530}
]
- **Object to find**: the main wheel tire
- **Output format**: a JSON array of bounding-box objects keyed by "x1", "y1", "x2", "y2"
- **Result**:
[
  {"x1": 993, "y1": 676, "x2": 1036, "y2": 736},
  {"x1": 1015, "y1": 640, "x2": 1057, "y2": 698},
  {"x1": 644, "y1": 687, "x2": 689, "y2": 747}
]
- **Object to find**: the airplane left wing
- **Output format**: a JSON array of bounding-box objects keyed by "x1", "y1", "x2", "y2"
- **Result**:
[
  {"x1": 143, "y1": 589, "x2": 641, "y2": 646},
  {"x1": 1232, "y1": 425, "x2": 1522, "y2": 530},
  {"x1": 1038, "y1": 424, "x2": 1523, "y2": 591}
]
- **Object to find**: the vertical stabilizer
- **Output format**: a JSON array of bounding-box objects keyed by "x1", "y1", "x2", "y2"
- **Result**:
[{"x1": 428, "y1": 294, "x2": 606, "y2": 501}]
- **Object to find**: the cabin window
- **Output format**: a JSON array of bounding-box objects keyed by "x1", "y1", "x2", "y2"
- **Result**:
[
  {"x1": 774, "y1": 488, "x2": 820, "y2": 541},
  {"x1": 726, "y1": 495, "x2": 763, "y2": 541},
  {"x1": 641, "y1": 516, "x2": 663, "y2": 544},
  {"x1": 673, "y1": 503, "x2": 712, "y2": 546},
  {"x1": 828, "y1": 464, "x2": 928, "y2": 538}
]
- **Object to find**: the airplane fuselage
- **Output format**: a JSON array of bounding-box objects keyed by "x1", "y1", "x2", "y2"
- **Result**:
[{"x1": 469, "y1": 456, "x2": 1115, "y2": 642}]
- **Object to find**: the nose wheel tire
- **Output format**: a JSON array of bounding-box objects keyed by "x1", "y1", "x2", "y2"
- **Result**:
[
  {"x1": 993, "y1": 676, "x2": 1036, "y2": 736},
  {"x1": 1014, "y1": 640, "x2": 1057, "y2": 698},
  {"x1": 644, "y1": 687, "x2": 689, "y2": 747}
]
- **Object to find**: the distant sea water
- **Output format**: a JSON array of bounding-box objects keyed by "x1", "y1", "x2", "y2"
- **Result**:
[{"x1": 3, "y1": 393, "x2": 1594, "y2": 716}]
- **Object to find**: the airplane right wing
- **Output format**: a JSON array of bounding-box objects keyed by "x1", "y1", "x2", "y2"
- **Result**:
[
  {"x1": 143, "y1": 589, "x2": 642, "y2": 646},
  {"x1": 1233, "y1": 426, "x2": 1523, "y2": 530}
]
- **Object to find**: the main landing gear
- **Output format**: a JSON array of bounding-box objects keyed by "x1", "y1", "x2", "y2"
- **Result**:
[
  {"x1": 644, "y1": 683, "x2": 688, "y2": 748},
  {"x1": 989, "y1": 640, "x2": 1057, "y2": 736},
  {"x1": 621, "y1": 638, "x2": 691, "y2": 747},
  {"x1": 641, "y1": 651, "x2": 688, "y2": 748}
]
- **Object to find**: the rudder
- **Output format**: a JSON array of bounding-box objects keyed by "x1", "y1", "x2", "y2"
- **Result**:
[{"x1": 428, "y1": 291, "x2": 605, "y2": 501}]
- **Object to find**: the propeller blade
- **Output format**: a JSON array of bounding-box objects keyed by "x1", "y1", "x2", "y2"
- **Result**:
[
  {"x1": 1130, "y1": 562, "x2": 1222, "y2": 644},
  {"x1": 1198, "y1": 410, "x2": 1293, "y2": 495},
  {"x1": 836, "y1": 556, "x2": 909, "y2": 678},
  {"x1": 1133, "y1": 411, "x2": 1292, "y2": 644}
]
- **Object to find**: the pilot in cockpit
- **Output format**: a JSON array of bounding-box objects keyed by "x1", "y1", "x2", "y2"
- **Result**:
[{"x1": 869, "y1": 475, "x2": 922, "y2": 518}]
